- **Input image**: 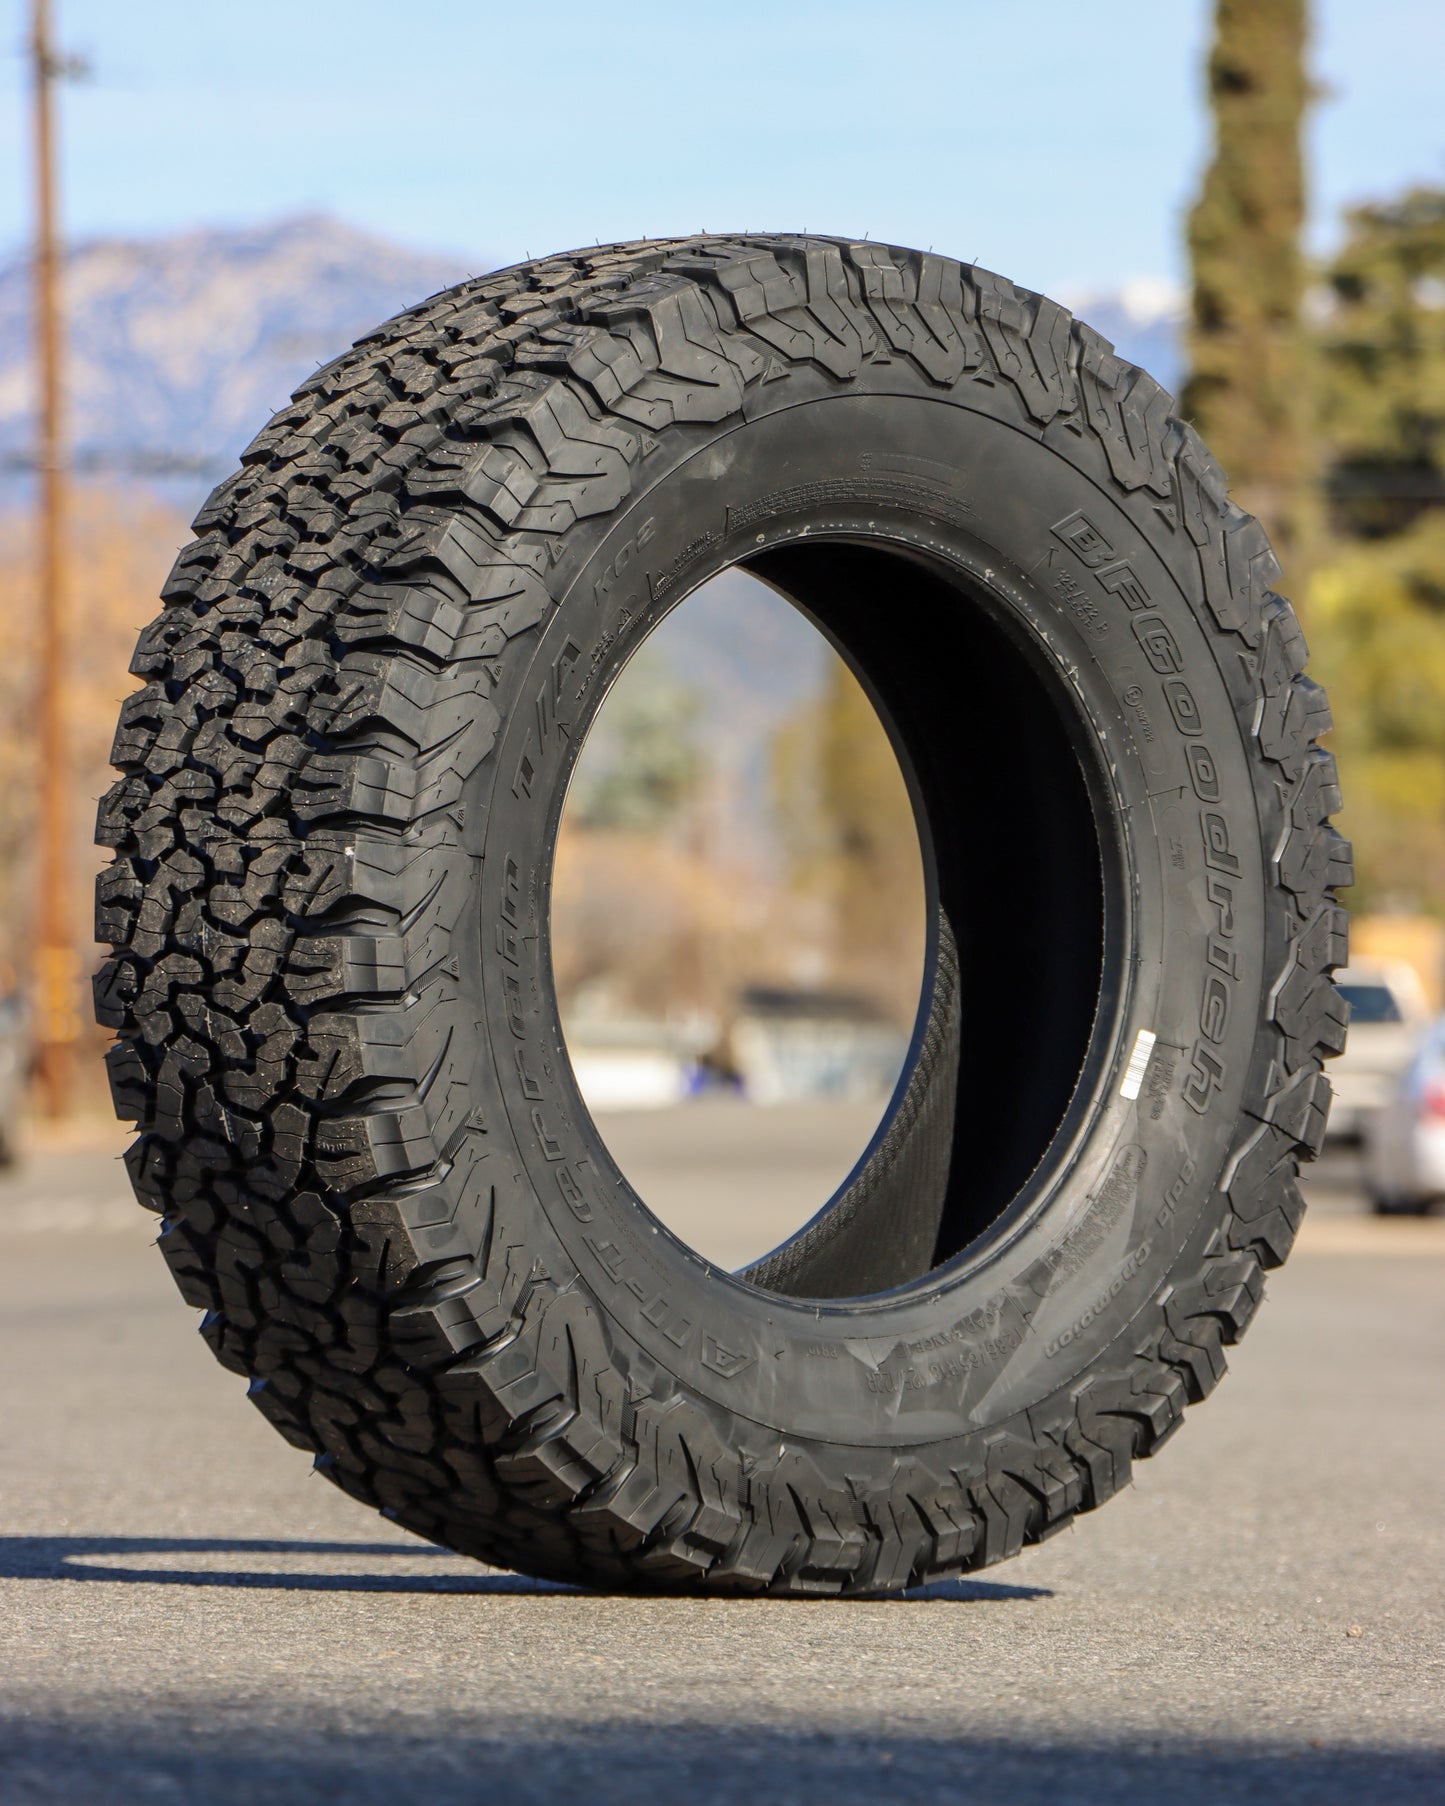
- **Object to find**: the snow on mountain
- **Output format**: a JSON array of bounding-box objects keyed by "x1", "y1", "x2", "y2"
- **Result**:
[
  {"x1": 1058, "y1": 276, "x2": 1185, "y2": 395},
  {"x1": 0, "y1": 215, "x2": 476, "y2": 501}
]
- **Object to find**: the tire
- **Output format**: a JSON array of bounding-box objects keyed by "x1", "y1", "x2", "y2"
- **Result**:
[{"x1": 95, "y1": 236, "x2": 1350, "y2": 1594}]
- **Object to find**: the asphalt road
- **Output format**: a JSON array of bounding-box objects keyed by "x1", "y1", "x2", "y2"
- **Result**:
[{"x1": 1, "y1": 1108, "x2": 1442, "y2": 1805}]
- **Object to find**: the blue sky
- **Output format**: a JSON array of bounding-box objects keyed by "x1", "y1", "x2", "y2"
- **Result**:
[{"x1": 2, "y1": 0, "x2": 1442, "y2": 297}]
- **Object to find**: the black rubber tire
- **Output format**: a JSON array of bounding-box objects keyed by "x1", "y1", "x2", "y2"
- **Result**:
[{"x1": 95, "y1": 236, "x2": 1350, "y2": 1594}]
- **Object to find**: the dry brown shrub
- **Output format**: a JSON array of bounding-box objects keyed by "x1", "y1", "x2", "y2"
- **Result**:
[{"x1": 0, "y1": 487, "x2": 188, "y2": 1098}]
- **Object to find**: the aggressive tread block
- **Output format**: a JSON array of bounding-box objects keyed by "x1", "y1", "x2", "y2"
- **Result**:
[{"x1": 92, "y1": 233, "x2": 1347, "y2": 1595}]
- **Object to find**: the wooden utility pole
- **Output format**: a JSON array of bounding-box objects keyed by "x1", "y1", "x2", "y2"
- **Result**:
[
  {"x1": 1183, "y1": 0, "x2": 1313, "y2": 568},
  {"x1": 31, "y1": 0, "x2": 80, "y2": 1117}
]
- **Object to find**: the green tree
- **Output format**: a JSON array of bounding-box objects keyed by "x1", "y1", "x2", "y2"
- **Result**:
[
  {"x1": 567, "y1": 648, "x2": 701, "y2": 834},
  {"x1": 1183, "y1": 0, "x2": 1312, "y2": 563},
  {"x1": 1314, "y1": 188, "x2": 1445, "y2": 540},
  {"x1": 1305, "y1": 186, "x2": 1445, "y2": 911},
  {"x1": 1309, "y1": 517, "x2": 1445, "y2": 911}
]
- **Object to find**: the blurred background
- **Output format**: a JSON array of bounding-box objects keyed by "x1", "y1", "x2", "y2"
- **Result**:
[{"x1": 3, "y1": 0, "x2": 1444, "y2": 1250}]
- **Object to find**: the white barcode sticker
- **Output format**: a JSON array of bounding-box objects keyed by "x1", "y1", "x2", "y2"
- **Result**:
[{"x1": 1119, "y1": 1029, "x2": 1157, "y2": 1101}]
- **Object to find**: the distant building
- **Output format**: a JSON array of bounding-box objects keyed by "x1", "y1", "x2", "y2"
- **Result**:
[
  {"x1": 560, "y1": 1003, "x2": 709, "y2": 1113},
  {"x1": 730, "y1": 987, "x2": 909, "y2": 1106}
]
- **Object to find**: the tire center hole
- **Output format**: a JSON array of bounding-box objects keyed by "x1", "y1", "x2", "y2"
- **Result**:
[{"x1": 550, "y1": 566, "x2": 927, "y2": 1274}]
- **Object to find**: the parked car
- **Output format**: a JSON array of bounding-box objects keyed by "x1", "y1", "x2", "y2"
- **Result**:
[
  {"x1": 1363, "y1": 1015, "x2": 1445, "y2": 1214},
  {"x1": 1326, "y1": 959, "x2": 1431, "y2": 1143}
]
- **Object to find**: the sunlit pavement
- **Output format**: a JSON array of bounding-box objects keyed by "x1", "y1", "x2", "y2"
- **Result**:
[{"x1": 1, "y1": 1108, "x2": 1441, "y2": 1805}]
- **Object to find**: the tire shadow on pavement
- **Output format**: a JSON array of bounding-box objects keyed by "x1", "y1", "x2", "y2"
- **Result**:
[
  {"x1": 0, "y1": 1536, "x2": 574, "y2": 1594},
  {"x1": 0, "y1": 1536, "x2": 1050, "y2": 1602},
  {"x1": 900, "y1": 1577, "x2": 1051, "y2": 1602}
]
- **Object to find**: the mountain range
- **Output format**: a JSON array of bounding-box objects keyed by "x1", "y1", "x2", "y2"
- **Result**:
[
  {"x1": 0, "y1": 215, "x2": 1184, "y2": 513},
  {"x1": 0, "y1": 215, "x2": 475, "y2": 500}
]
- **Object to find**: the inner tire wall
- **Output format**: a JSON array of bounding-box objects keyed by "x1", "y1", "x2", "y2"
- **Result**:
[{"x1": 750, "y1": 542, "x2": 1109, "y2": 1265}]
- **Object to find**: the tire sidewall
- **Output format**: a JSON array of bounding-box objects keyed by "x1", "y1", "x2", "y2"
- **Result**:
[{"x1": 468, "y1": 374, "x2": 1267, "y2": 1451}]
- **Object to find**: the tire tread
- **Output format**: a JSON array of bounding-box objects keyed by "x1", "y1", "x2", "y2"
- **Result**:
[{"x1": 94, "y1": 235, "x2": 1348, "y2": 1592}]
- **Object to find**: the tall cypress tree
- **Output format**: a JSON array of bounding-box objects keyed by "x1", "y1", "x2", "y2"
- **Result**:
[{"x1": 1183, "y1": 0, "x2": 1311, "y2": 565}]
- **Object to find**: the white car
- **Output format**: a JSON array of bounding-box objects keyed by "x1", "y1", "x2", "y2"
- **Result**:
[
  {"x1": 1326, "y1": 960, "x2": 1431, "y2": 1143},
  {"x1": 1364, "y1": 1015, "x2": 1445, "y2": 1214}
]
